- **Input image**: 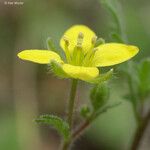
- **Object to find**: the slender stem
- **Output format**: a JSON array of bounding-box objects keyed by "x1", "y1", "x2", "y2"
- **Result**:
[
  {"x1": 127, "y1": 75, "x2": 141, "y2": 124},
  {"x1": 67, "y1": 79, "x2": 78, "y2": 128},
  {"x1": 61, "y1": 79, "x2": 78, "y2": 150},
  {"x1": 131, "y1": 110, "x2": 150, "y2": 150},
  {"x1": 72, "y1": 120, "x2": 90, "y2": 140}
]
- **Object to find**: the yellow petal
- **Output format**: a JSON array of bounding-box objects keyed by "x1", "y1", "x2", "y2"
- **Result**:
[
  {"x1": 62, "y1": 64, "x2": 99, "y2": 81},
  {"x1": 17, "y1": 50, "x2": 63, "y2": 64},
  {"x1": 92, "y1": 43, "x2": 139, "y2": 67},
  {"x1": 60, "y1": 25, "x2": 96, "y2": 53}
]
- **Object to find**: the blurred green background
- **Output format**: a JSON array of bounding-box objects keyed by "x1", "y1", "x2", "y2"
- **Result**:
[{"x1": 0, "y1": 0, "x2": 150, "y2": 150}]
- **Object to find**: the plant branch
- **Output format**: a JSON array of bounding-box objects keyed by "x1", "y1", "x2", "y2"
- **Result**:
[
  {"x1": 72, "y1": 102, "x2": 121, "y2": 140},
  {"x1": 72, "y1": 116, "x2": 93, "y2": 140}
]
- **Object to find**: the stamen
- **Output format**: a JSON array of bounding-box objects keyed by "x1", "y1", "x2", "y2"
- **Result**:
[
  {"x1": 82, "y1": 47, "x2": 98, "y2": 66},
  {"x1": 63, "y1": 36, "x2": 71, "y2": 63},
  {"x1": 72, "y1": 32, "x2": 84, "y2": 65},
  {"x1": 91, "y1": 36, "x2": 97, "y2": 45},
  {"x1": 63, "y1": 36, "x2": 69, "y2": 46},
  {"x1": 93, "y1": 48, "x2": 98, "y2": 52},
  {"x1": 77, "y1": 32, "x2": 84, "y2": 48}
]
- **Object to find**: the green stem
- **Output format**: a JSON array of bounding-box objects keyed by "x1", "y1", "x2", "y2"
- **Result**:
[
  {"x1": 61, "y1": 79, "x2": 78, "y2": 150},
  {"x1": 67, "y1": 79, "x2": 78, "y2": 128}
]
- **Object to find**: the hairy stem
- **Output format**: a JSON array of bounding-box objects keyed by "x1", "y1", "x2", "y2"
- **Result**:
[
  {"x1": 67, "y1": 79, "x2": 78, "y2": 128},
  {"x1": 61, "y1": 79, "x2": 78, "y2": 150}
]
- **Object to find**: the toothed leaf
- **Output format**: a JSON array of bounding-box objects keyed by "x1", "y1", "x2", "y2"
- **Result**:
[{"x1": 35, "y1": 115, "x2": 70, "y2": 140}]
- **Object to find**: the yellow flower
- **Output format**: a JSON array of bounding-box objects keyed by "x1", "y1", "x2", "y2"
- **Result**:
[{"x1": 17, "y1": 25, "x2": 139, "y2": 83}]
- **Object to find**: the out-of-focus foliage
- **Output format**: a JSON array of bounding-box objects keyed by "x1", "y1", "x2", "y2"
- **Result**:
[
  {"x1": 120, "y1": 59, "x2": 150, "y2": 109},
  {"x1": 137, "y1": 58, "x2": 150, "y2": 100},
  {"x1": 100, "y1": 0, "x2": 127, "y2": 42}
]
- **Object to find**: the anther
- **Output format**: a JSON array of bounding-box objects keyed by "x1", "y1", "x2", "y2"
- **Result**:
[
  {"x1": 63, "y1": 36, "x2": 69, "y2": 46},
  {"x1": 63, "y1": 36, "x2": 71, "y2": 63},
  {"x1": 93, "y1": 48, "x2": 98, "y2": 52},
  {"x1": 91, "y1": 36, "x2": 97, "y2": 45},
  {"x1": 77, "y1": 32, "x2": 84, "y2": 48}
]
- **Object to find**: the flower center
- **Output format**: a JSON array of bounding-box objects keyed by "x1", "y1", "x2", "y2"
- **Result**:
[{"x1": 63, "y1": 32, "x2": 105, "y2": 67}]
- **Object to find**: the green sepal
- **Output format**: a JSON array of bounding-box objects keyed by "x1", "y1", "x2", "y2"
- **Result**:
[
  {"x1": 89, "y1": 69, "x2": 113, "y2": 84},
  {"x1": 90, "y1": 82, "x2": 109, "y2": 111},
  {"x1": 35, "y1": 114, "x2": 70, "y2": 141},
  {"x1": 49, "y1": 60, "x2": 69, "y2": 78},
  {"x1": 46, "y1": 37, "x2": 57, "y2": 52},
  {"x1": 80, "y1": 105, "x2": 91, "y2": 118},
  {"x1": 94, "y1": 38, "x2": 105, "y2": 47}
]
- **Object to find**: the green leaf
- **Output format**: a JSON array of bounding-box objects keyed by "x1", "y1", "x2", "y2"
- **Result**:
[
  {"x1": 35, "y1": 115, "x2": 70, "y2": 140},
  {"x1": 90, "y1": 82, "x2": 109, "y2": 111},
  {"x1": 49, "y1": 60, "x2": 69, "y2": 78}
]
